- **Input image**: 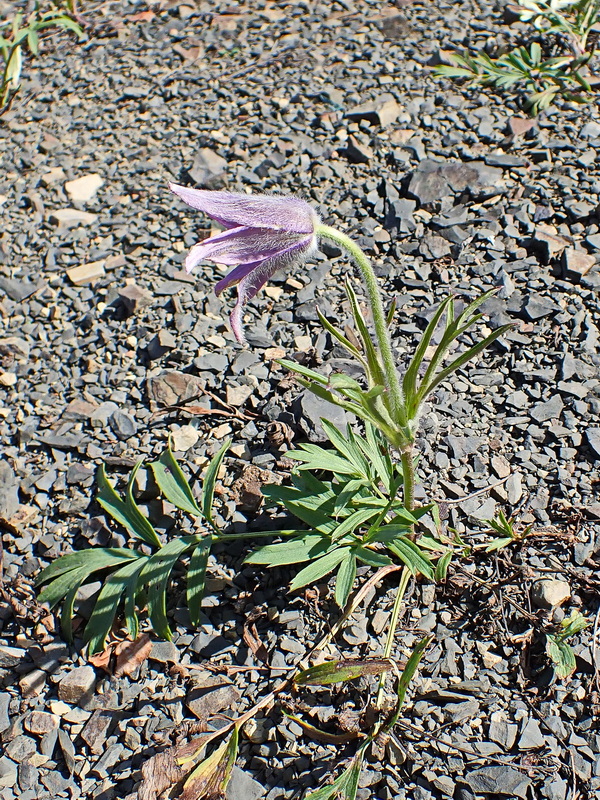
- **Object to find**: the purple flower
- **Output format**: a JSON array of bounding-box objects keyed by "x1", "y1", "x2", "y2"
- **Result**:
[{"x1": 170, "y1": 184, "x2": 319, "y2": 343}]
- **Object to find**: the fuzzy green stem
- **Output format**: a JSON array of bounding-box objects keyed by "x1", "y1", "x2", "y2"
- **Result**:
[
  {"x1": 316, "y1": 224, "x2": 405, "y2": 426},
  {"x1": 375, "y1": 565, "x2": 411, "y2": 709},
  {"x1": 400, "y1": 446, "x2": 415, "y2": 514}
]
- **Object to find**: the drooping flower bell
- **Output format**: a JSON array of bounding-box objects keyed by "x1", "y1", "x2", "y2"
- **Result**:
[{"x1": 170, "y1": 184, "x2": 319, "y2": 343}]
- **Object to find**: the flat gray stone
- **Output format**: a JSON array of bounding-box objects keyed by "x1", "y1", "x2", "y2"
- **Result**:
[
  {"x1": 226, "y1": 766, "x2": 265, "y2": 800},
  {"x1": 464, "y1": 766, "x2": 531, "y2": 797}
]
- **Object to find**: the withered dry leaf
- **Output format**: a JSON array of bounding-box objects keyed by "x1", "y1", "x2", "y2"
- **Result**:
[
  {"x1": 137, "y1": 746, "x2": 187, "y2": 800},
  {"x1": 242, "y1": 609, "x2": 269, "y2": 665},
  {"x1": 136, "y1": 730, "x2": 222, "y2": 800},
  {"x1": 115, "y1": 634, "x2": 153, "y2": 677}
]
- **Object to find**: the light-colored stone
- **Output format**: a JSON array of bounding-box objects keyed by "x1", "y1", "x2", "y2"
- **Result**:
[
  {"x1": 0, "y1": 336, "x2": 30, "y2": 360},
  {"x1": 226, "y1": 383, "x2": 253, "y2": 407},
  {"x1": 0, "y1": 373, "x2": 16, "y2": 387},
  {"x1": 563, "y1": 247, "x2": 596, "y2": 281},
  {"x1": 49, "y1": 208, "x2": 97, "y2": 228},
  {"x1": 490, "y1": 455, "x2": 511, "y2": 479},
  {"x1": 0, "y1": 645, "x2": 25, "y2": 668},
  {"x1": 171, "y1": 424, "x2": 200, "y2": 452},
  {"x1": 64, "y1": 173, "x2": 104, "y2": 202},
  {"x1": 40, "y1": 167, "x2": 66, "y2": 186},
  {"x1": 19, "y1": 669, "x2": 47, "y2": 698},
  {"x1": 57, "y1": 665, "x2": 96, "y2": 705},
  {"x1": 24, "y1": 711, "x2": 60, "y2": 735},
  {"x1": 67, "y1": 261, "x2": 106, "y2": 286},
  {"x1": 532, "y1": 579, "x2": 571, "y2": 609}
]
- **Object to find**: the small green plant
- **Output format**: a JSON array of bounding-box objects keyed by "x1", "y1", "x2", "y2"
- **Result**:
[
  {"x1": 36, "y1": 442, "x2": 231, "y2": 654},
  {"x1": 480, "y1": 509, "x2": 534, "y2": 551},
  {"x1": 434, "y1": 0, "x2": 599, "y2": 113},
  {"x1": 435, "y1": 43, "x2": 592, "y2": 114},
  {"x1": 0, "y1": 1, "x2": 83, "y2": 110},
  {"x1": 546, "y1": 609, "x2": 589, "y2": 678}
]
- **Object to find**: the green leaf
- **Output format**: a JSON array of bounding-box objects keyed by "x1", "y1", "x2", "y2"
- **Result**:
[
  {"x1": 288, "y1": 444, "x2": 362, "y2": 476},
  {"x1": 96, "y1": 463, "x2": 162, "y2": 548},
  {"x1": 316, "y1": 307, "x2": 364, "y2": 361},
  {"x1": 434, "y1": 550, "x2": 453, "y2": 582},
  {"x1": 47, "y1": 16, "x2": 84, "y2": 39},
  {"x1": 331, "y1": 508, "x2": 378, "y2": 542},
  {"x1": 289, "y1": 547, "x2": 351, "y2": 592},
  {"x1": 37, "y1": 549, "x2": 138, "y2": 593},
  {"x1": 345, "y1": 281, "x2": 386, "y2": 388},
  {"x1": 187, "y1": 537, "x2": 212, "y2": 627},
  {"x1": 246, "y1": 534, "x2": 331, "y2": 566},
  {"x1": 85, "y1": 556, "x2": 148, "y2": 654},
  {"x1": 140, "y1": 535, "x2": 201, "y2": 640},
  {"x1": 484, "y1": 537, "x2": 514, "y2": 552},
  {"x1": 150, "y1": 445, "x2": 202, "y2": 516},
  {"x1": 278, "y1": 359, "x2": 328, "y2": 385},
  {"x1": 335, "y1": 555, "x2": 357, "y2": 607},
  {"x1": 332, "y1": 479, "x2": 369, "y2": 516},
  {"x1": 546, "y1": 635, "x2": 576, "y2": 679},
  {"x1": 386, "y1": 636, "x2": 432, "y2": 729},
  {"x1": 360, "y1": 422, "x2": 394, "y2": 490},
  {"x1": 387, "y1": 538, "x2": 435, "y2": 580},
  {"x1": 561, "y1": 610, "x2": 589, "y2": 637},
  {"x1": 26, "y1": 28, "x2": 38, "y2": 54},
  {"x1": 321, "y1": 420, "x2": 370, "y2": 477},
  {"x1": 261, "y1": 484, "x2": 337, "y2": 535},
  {"x1": 421, "y1": 324, "x2": 513, "y2": 401},
  {"x1": 60, "y1": 567, "x2": 90, "y2": 641},
  {"x1": 403, "y1": 296, "x2": 453, "y2": 411},
  {"x1": 304, "y1": 748, "x2": 366, "y2": 800},
  {"x1": 296, "y1": 657, "x2": 392, "y2": 686},
  {"x1": 354, "y1": 546, "x2": 392, "y2": 568},
  {"x1": 201, "y1": 438, "x2": 231, "y2": 527}
]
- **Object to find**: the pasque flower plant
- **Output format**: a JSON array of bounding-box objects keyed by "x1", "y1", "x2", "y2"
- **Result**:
[{"x1": 171, "y1": 184, "x2": 511, "y2": 516}]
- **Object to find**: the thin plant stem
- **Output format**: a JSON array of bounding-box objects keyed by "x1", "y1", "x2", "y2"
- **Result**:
[
  {"x1": 400, "y1": 446, "x2": 415, "y2": 515},
  {"x1": 375, "y1": 566, "x2": 411, "y2": 710},
  {"x1": 316, "y1": 224, "x2": 406, "y2": 427}
]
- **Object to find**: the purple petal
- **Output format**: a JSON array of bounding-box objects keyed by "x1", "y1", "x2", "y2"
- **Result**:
[
  {"x1": 170, "y1": 183, "x2": 318, "y2": 235},
  {"x1": 184, "y1": 226, "x2": 307, "y2": 273},
  {"x1": 228, "y1": 238, "x2": 314, "y2": 344},
  {"x1": 214, "y1": 261, "x2": 261, "y2": 295}
]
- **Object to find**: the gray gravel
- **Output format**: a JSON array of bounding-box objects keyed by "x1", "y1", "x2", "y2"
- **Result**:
[{"x1": 1, "y1": 0, "x2": 599, "y2": 798}]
